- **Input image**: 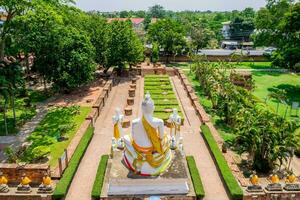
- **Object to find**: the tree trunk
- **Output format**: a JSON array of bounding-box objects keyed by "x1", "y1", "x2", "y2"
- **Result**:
[
  {"x1": 0, "y1": 39, "x2": 5, "y2": 61},
  {"x1": 3, "y1": 100, "x2": 8, "y2": 136},
  {"x1": 11, "y1": 92, "x2": 16, "y2": 127}
]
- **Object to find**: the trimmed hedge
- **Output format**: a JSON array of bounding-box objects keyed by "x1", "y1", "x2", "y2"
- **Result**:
[
  {"x1": 91, "y1": 155, "x2": 109, "y2": 200},
  {"x1": 200, "y1": 125, "x2": 243, "y2": 200},
  {"x1": 186, "y1": 156, "x2": 205, "y2": 199},
  {"x1": 52, "y1": 126, "x2": 95, "y2": 200}
]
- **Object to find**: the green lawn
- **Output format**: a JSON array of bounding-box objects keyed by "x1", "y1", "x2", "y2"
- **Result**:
[
  {"x1": 0, "y1": 90, "x2": 50, "y2": 136},
  {"x1": 185, "y1": 71, "x2": 236, "y2": 142},
  {"x1": 168, "y1": 62, "x2": 273, "y2": 70},
  {"x1": 252, "y1": 71, "x2": 300, "y2": 122},
  {"x1": 144, "y1": 75, "x2": 184, "y2": 121},
  {"x1": 23, "y1": 106, "x2": 91, "y2": 167}
]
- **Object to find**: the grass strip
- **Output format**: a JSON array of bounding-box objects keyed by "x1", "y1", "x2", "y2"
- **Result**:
[
  {"x1": 200, "y1": 125, "x2": 243, "y2": 200},
  {"x1": 186, "y1": 156, "x2": 205, "y2": 199},
  {"x1": 91, "y1": 155, "x2": 109, "y2": 200},
  {"x1": 52, "y1": 125, "x2": 94, "y2": 200}
]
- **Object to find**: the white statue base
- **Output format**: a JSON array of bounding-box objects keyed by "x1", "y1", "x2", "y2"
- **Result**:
[{"x1": 104, "y1": 151, "x2": 193, "y2": 197}]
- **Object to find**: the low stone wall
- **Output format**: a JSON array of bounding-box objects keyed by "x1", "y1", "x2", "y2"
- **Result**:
[
  {"x1": 176, "y1": 69, "x2": 210, "y2": 124},
  {"x1": 159, "y1": 55, "x2": 268, "y2": 62},
  {"x1": 243, "y1": 191, "x2": 300, "y2": 200},
  {"x1": 0, "y1": 163, "x2": 49, "y2": 186},
  {"x1": 0, "y1": 195, "x2": 51, "y2": 200}
]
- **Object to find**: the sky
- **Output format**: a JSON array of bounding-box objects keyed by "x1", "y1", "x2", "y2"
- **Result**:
[{"x1": 75, "y1": 0, "x2": 267, "y2": 12}]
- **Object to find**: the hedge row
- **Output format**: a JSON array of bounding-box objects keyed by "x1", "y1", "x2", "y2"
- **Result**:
[
  {"x1": 200, "y1": 125, "x2": 243, "y2": 200},
  {"x1": 186, "y1": 156, "x2": 205, "y2": 199},
  {"x1": 91, "y1": 155, "x2": 109, "y2": 200},
  {"x1": 52, "y1": 126, "x2": 95, "y2": 200}
]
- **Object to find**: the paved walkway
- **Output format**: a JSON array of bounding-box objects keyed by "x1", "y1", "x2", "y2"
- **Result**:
[
  {"x1": 65, "y1": 77, "x2": 144, "y2": 200},
  {"x1": 171, "y1": 76, "x2": 230, "y2": 200}
]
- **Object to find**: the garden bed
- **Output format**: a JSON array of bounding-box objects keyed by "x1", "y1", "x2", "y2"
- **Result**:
[
  {"x1": 186, "y1": 156, "x2": 205, "y2": 199},
  {"x1": 144, "y1": 75, "x2": 184, "y2": 121},
  {"x1": 8, "y1": 106, "x2": 92, "y2": 167},
  {"x1": 91, "y1": 155, "x2": 109, "y2": 200}
]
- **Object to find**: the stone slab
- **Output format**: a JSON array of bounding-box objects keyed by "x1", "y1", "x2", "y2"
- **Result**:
[{"x1": 102, "y1": 151, "x2": 195, "y2": 199}]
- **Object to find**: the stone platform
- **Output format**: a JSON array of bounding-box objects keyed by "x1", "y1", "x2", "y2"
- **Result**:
[{"x1": 101, "y1": 150, "x2": 195, "y2": 200}]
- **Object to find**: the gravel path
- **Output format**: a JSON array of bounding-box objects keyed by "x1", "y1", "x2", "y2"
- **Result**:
[
  {"x1": 171, "y1": 76, "x2": 230, "y2": 200},
  {"x1": 65, "y1": 77, "x2": 144, "y2": 200}
]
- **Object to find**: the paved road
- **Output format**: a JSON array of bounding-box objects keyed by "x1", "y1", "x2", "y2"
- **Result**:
[{"x1": 171, "y1": 76, "x2": 230, "y2": 200}]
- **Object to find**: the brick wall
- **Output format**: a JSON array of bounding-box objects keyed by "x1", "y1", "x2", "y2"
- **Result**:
[{"x1": 0, "y1": 163, "x2": 49, "y2": 185}]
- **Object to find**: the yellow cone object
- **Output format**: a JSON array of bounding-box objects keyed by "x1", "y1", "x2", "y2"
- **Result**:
[
  {"x1": 0, "y1": 176, "x2": 8, "y2": 185},
  {"x1": 21, "y1": 177, "x2": 31, "y2": 185},
  {"x1": 250, "y1": 175, "x2": 259, "y2": 185},
  {"x1": 42, "y1": 176, "x2": 52, "y2": 186},
  {"x1": 270, "y1": 174, "x2": 279, "y2": 184}
]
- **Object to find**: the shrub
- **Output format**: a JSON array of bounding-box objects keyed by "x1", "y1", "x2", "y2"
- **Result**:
[
  {"x1": 200, "y1": 125, "x2": 243, "y2": 200},
  {"x1": 91, "y1": 155, "x2": 109, "y2": 200},
  {"x1": 52, "y1": 126, "x2": 94, "y2": 200},
  {"x1": 186, "y1": 156, "x2": 205, "y2": 199}
]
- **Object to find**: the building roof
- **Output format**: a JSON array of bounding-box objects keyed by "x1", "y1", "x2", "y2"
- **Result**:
[{"x1": 107, "y1": 18, "x2": 145, "y2": 25}]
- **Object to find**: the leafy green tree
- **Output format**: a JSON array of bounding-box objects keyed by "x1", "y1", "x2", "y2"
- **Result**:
[
  {"x1": 106, "y1": 20, "x2": 144, "y2": 70},
  {"x1": 152, "y1": 42, "x2": 159, "y2": 64},
  {"x1": 52, "y1": 27, "x2": 96, "y2": 92},
  {"x1": 148, "y1": 4, "x2": 166, "y2": 18},
  {"x1": 148, "y1": 19, "x2": 186, "y2": 63},
  {"x1": 229, "y1": 17, "x2": 255, "y2": 41},
  {"x1": 190, "y1": 26, "x2": 215, "y2": 52}
]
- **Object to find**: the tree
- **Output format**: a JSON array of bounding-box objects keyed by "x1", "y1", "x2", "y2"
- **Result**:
[
  {"x1": 229, "y1": 17, "x2": 255, "y2": 41},
  {"x1": 190, "y1": 26, "x2": 215, "y2": 52},
  {"x1": 148, "y1": 19, "x2": 186, "y2": 63},
  {"x1": 152, "y1": 42, "x2": 159, "y2": 64},
  {"x1": 106, "y1": 20, "x2": 144, "y2": 70},
  {"x1": 51, "y1": 27, "x2": 96, "y2": 92},
  {"x1": 253, "y1": 1, "x2": 299, "y2": 69},
  {"x1": 148, "y1": 5, "x2": 166, "y2": 18},
  {"x1": 0, "y1": 0, "x2": 31, "y2": 60}
]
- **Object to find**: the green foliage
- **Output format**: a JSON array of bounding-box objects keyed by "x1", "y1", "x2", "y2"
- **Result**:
[
  {"x1": 91, "y1": 155, "x2": 109, "y2": 200},
  {"x1": 201, "y1": 125, "x2": 243, "y2": 200},
  {"x1": 192, "y1": 58, "x2": 299, "y2": 172},
  {"x1": 52, "y1": 126, "x2": 94, "y2": 200},
  {"x1": 254, "y1": 1, "x2": 300, "y2": 69},
  {"x1": 152, "y1": 42, "x2": 159, "y2": 64},
  {"x1": 106, "y1": 20, "x2": 144, "y2": 69},
  {"x1": 148, "y1": 19, "x2": 186, "y2": 63},
  {"x1": 19, "y1": 106, "x2": 90, "y2": 165},
  {"x1": 186, "y1": 156, "x2": 205, "y2": 199}
]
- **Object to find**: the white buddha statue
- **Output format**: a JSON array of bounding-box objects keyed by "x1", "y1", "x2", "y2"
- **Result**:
[
  {"x1": 123, "y1": 92, "x2": 172, "y2": 176},
  {"x1": 112, "y1": 108, "x2": 125, "y2": 149},
  {"x1": 168, "y1": 109, "x2": 182, "y2": 150}
]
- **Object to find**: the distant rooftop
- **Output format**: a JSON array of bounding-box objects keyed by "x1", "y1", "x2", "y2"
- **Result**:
[{"x1": 107, "y1": 18, "x2": 145, "y2": 25}]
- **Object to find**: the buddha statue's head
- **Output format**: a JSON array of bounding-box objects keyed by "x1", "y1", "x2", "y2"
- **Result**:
[{"x1": 142, "y1": 92, "x2": 155, "y2": 115}]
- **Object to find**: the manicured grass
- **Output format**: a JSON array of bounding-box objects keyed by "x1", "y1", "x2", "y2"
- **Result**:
[
  {"x1": 91, "y1": 155, "x2": 109, "y2": 200},
  {"x1": 23, "y1": 106, "x2": 91, "y2": 166},
  {"x1": 252, "y1": 71, "x2": 300, "y2": 122},
  {"x1": 52, "y1": 126, "x2": 94, "y2": 200},
  {"x1": 169, "y1": 62, "x2": 273, "y2": 70},
  {"x1": 144, "y1": 75, "x2": 183, "y2": 121},
  {"x1": 0, "y1": 90, "x2": 50, "y2": 136},
  {"x1": 186, "y1": 156, "x2": 205, "y2": 199},
  {"x1": 200, "y1": 125, "x2": 243, "y2": 200}
]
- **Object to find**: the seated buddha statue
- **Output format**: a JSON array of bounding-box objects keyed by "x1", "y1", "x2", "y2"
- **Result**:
[
  {"x1": 123, "y1": 92, "x2": 172, "y2": 176},
  {"x1": 38, "y1": 173, "x2": 53, "y2": 192},
  {"x1": 17, "y1": 173, "x2": 31, "y2": 192},
  {"x1": 0, "y1": 171, "x2": 9, "y2": 193}
]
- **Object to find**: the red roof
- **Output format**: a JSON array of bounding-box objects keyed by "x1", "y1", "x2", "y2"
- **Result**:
[{"x1": 107, "y1": 18, "x2": 145, "y2": 25}]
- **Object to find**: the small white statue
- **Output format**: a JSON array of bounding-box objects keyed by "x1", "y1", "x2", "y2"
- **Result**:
[
  {"x1": 168, "y1": 108, "x2": 182, "y2": 148},
  {"x1": 112, "y1": 108, "x2": 125, "y2": 149}
]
